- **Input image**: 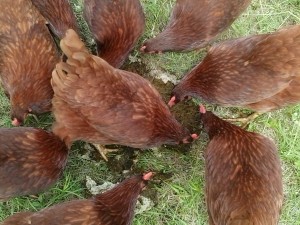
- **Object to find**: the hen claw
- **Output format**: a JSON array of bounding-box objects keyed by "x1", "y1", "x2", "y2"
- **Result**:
[
  {"x1": 225, "y1": 112, "x2": 262, "y2": 129},
  {"x1": 92, "y1": 144, "x2": 119, "y2": 162}
]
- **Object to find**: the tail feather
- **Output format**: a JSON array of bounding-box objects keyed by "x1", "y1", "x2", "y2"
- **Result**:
[
  {"x1": 51, "y1": 64, "x2": 65, "y2": 92},
  {"x1": 51, "y1": 62, "x2": 79, "y2": 93},
  {"x1": 60, "y1": 29, "x2": 89, "y2": 59},
  {"x1": 61, "y1": 29, "x2": 114, "y2": 73}
]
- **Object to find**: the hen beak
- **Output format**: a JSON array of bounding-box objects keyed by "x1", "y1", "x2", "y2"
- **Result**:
[
  {"x1": 140, "y1": 45, "x2": 147, "y2": 52},
  {"x1": 199, "y1": 104, "x2": 206, "y2": 114},
  {"x1": 191, "y1": 133, "x2": 199, "y2": 139},
  {"x1": 168, "y1": 96, "x2": 176, "y2": 107},
  {"x1": 11, "y1": 118, "x2": 21, "y2": 126},
  {"x1": 143, "y1": 172, "x2": 154, "y2": 181},
  {"x1": 182, "y1": 133, "x2": 199, "y2": 143}
]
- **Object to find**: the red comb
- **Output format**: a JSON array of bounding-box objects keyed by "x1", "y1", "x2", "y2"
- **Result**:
[{"x1": 199, "y1": 104, "x2": 206, "y2": 114}]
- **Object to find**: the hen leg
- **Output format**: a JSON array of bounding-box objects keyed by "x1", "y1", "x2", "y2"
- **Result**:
[
  {"x1": 92, "y1": 144, "x2": 119, "y2": 162},
  {"x1": 225, "y1": 112, "x2": 262, "y2": 128}
]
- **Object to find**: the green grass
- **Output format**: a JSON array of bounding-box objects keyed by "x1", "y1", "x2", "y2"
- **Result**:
[{"x1": 1, "y1": 0, "x2": 300, "y2": 224}]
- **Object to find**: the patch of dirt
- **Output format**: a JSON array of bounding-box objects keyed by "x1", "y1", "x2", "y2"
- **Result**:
[
  {"x1": 105, "y1": 146, "x2": 138, "y2": 172},
  {"x1": 122, "y1": 60, "x2": 150, "y2": 75}
]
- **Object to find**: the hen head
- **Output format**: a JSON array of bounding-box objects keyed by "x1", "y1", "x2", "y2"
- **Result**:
[
  {"x1": 168, "y1": 90, "x2": 191, "y2": 107},
  {"x1": 151, "y1": 114, "x2": 198, "y2": 146},
  {"x1": 94, "y1": 172, "x2": 154, "y2": 225},
  {"x1": 199, "y1": 105, "x2": 238, "y2": 139},
  {"x1": 175, "y1": 127, "x2": 198, "y2": 144},
  {"x1": 10, "y1": 92, "x2": 52, "y2": 126},
  {"x1": 140, "y1": 31, "x2": 178, "y2": 54},
  {"x1": 140, "y1": 39, "x2": 164, "y2": 54}
]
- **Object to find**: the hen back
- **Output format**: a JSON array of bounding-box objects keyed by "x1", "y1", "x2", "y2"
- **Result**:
[
  {"x1": 31, "y1": 0, "x2": 79, "y2": 39},
  {"x1": 0, "y1": 0, "x2": 59, "y2": 125},
  {"x1": 84, "y1": 0, "x2": 145, "y2": 68},
  {"x1": 1, "y1": 173, "x2": 152, "y2": 225},
  {"x1": 0, "y1": 127, "x2": 68, "y2": 201},
  {"x1": 141, "y1": 0, "x2": 251, "y2": 53},
  {"x1": 51, "y1": 29, "x2": 193, "y2": 149},
  {"x1": 170, "y1": 25, "x2": 300, "y2": 112},
  {"x1": 199, "y1": 106, "x2": 283, "y2": 225}
]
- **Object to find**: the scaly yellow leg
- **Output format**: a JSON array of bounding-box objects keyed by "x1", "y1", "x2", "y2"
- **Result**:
[
  {"x1": 225, "y1": 112, "x2": 263, "y2": 129},
  {"x1": 92, "y1": 144, "x2": 119, "y2": 162}
]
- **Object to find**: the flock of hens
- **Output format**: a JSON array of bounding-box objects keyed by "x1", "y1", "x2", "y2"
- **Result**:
[{"x1": 0, "y1": 0, "x2": 299, "y2": 224}]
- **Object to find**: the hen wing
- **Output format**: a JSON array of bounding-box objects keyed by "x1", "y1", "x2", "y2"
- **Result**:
[
  {"x1": 210, "y1": 26, "x2": 300, "y2": 106},
  {"x1": 83, "y1": 0, "x2": 145, "y2": 67},
  {"x1": 31, "y1": 0, "x2": 79, "y2": 39},
  {"x1": 0, "y1": 128, "x2": 68, "y2": 200},
  {"x1": 52, "y1": 30, "x2": 164, "y2": 145}
]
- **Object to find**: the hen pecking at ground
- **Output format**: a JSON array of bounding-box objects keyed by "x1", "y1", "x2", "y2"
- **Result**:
[
  {"x1": 141, "y1": 0, "x2": 251, "y2": 53},
  {"x1": 51, "y1": 29, "x2": 197, "y2": 160},
  {"x1": 31, "y1": 0, "x2": 80, "y2": 39},
  {"x1": 199, "y1": 105, "x2": 283, "y2": 225},
  {"x1": 1, "y1": 172, "x2": 153, "y2": 225},
  {"x1": 0, "y1": 0, "x2": 59, "y2": 126},
  {"x1": 169, "y1": 25, "x2": 300, "y2": 124},
  {"x1": 83, "y1": 0, "x2": 145, "y2": 68}
]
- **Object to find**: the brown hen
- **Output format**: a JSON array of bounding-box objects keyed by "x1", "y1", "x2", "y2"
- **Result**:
[
  {"x1": 169, "y1": 25, "x2": 300, "y2": 115},
  {"x1": 0, "y1": 127, "x2": 68, "y2": 201},
  {"x1": 0, "y1": 0, "x2": 59, "y2": 126},
  {"x1": 199, "y1": 105, "x2": 283, "y2": 225},
  {"x1": 1, "y1": 172, "x2": 153, "y2": 225},
  {"x1": 141, "y1": 0, "x2": 251, "y2": 53},
  {"x1": 83, "y1": 0, "x2": 145, "y2": 68},
  {"x1": 51, "y1": 29, "x2": 196, "y2": 155},
  {"x1": 31, "y1": 0, "x2": 79, "y2": 39}
]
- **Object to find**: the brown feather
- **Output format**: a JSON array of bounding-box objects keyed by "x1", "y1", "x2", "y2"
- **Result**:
[
  {"x1": 51, "y1": 29, "x2": 192, "y2": 148},
  {"x1": 83, "y1": 0, "x2": 145, "y2": 68},
  {"x1": 200, "y1": 109, "x2": 283, "y2": 225},
  {"x1": 141, "y1": 0, "x2": 251, "y2": 53},
  {"x1": 31, "y1": 0, "x2": 79, "y2": 39},
  {"x1": 1, "y1": 174, "x2": 149, "y2": 225},
  {"x1": 0, "y1": 127, "x2": 68, "y2": 201},
  {"x1": 171, "y1": 25, "x2": 300, "y2": 112},
  {"x1": 0, "y1": 0, "x2": 59, "y2": 124}
]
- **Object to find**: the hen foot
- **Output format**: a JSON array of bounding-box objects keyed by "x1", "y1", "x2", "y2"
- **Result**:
[
  {"x1": 92, "y1": 144, "x2": 119, "y2": 162},
  {"x1": 224, "y1": 112, "x2": 262, "y2": 129}
]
